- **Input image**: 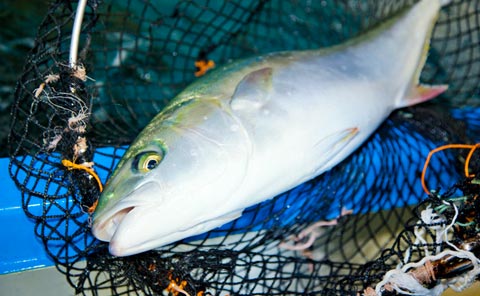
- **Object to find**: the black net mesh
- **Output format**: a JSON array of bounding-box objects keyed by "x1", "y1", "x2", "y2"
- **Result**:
[{"x1": 7, "y1": 0, "x2": 480, "y2": 295}]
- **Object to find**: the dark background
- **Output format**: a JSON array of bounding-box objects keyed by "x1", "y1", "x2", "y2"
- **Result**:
[{"x1": 0, "y1": 1, "x2": 48, "y2": 157}]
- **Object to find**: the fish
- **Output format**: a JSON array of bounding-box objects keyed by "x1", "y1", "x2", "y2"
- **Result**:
[{"x1": 92, "y1": 0, "x2": 449, "y2": 256}]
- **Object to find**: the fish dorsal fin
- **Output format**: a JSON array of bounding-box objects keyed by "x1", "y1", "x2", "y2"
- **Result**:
[{"x1": 231, "y1": 67, "x2": 273, "y2": 111}]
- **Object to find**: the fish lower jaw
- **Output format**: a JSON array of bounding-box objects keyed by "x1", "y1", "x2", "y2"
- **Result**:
[
  {"x1": 107, "y1": 210, "x2": 245, "y2": 256},
  {"x1": 92, "y1": 206, "x2": 135, "y2": 242}
]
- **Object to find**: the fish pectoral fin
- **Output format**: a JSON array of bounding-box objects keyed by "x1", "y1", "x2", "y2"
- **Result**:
[
  {"x1": 397, "y1": 84, "x2": 448, "y2": 108},
  {"x1": 230, "y1": 67, "x2": 273, "y2": 111}
]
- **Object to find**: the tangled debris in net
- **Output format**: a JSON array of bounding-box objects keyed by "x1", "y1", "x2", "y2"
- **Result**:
[
  {"x1": 33, "y1": 63, "x2": 103, "y2": 214},
  {"x1": 360, "y1": 173, "x2": 480, "y2": 296}
]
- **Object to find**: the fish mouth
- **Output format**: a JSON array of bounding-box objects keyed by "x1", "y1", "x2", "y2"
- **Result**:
[
  {"x1": 91, "y1": 181, "x2": 161, "y2": 242},
  {"x1": 92, "y1": 205, "x2": 136, "y2": 242}
]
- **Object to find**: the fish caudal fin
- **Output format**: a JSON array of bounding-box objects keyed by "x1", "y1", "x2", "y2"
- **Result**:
[
  {"x1": 395, "y1": 0, "x2": 449, "y2": 108},
  {"x1": 397, "y1": 83, "x2": 448, "y2": 108}
]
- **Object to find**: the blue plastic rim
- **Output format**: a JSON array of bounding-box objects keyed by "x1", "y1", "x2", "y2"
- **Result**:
[{"x1": 0, "y1": 157, "x2": 55, "y2": 274}]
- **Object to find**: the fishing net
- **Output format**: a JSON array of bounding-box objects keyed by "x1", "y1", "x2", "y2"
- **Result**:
[{"x1": 7, "y1": 0, "x2": 480, "y2": 295}]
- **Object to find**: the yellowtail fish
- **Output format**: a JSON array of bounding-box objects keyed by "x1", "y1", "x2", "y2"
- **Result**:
[{"x1": 92, "y1": 0, "x2": 449, "y2": 256}]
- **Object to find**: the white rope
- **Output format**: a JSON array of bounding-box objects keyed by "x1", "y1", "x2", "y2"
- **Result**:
[
  {"x1": 373, "y1": 202, "x2": 480, "y2": 295},
  {"x1": 69, "y1": 0, "x2": 88, "y2": 68}
]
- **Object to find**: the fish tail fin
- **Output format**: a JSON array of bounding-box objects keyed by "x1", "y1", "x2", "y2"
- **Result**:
[
  {"x1": 410, "y1": 0, "x2": 442, "y2": 84},
  {"x1": 396, "y1": 0, "x2": 448, "y2": 108}
]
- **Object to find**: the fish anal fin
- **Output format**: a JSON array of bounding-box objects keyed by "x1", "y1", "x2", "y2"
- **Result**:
[
  {"x1": 316, "y1": 127, "x2": 359, "y2": 147},
  {"x1": 398, "y1": 84, "x2": 448, "y2": 108},
  {"x1": 311, "y1": 127, "x2": 360, "y2": 175},
  {"x1": 231, "y1": 67, "x2": 273, "y2": 111}
]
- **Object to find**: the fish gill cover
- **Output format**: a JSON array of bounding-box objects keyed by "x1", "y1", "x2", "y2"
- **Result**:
[{"x1": 6, "y1": 0, "x2": 480, "y2": 295}]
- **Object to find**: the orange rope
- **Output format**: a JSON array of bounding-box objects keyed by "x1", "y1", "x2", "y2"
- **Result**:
[
  {"x1": 421, "y1": 143, "x2": 480, "y2": 195},
  {"x1": 465, "y1": 144, "x2": 480, "y2": 177},
  {"x1": 61, "y1": 159, "x2": 104, "y2": 193},
  {"x1": 87, "y1": 200, "x2": 99, "y2": 214}
]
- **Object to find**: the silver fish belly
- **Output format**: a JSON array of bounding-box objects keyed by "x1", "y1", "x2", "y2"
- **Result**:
[{"x1": 92, "y1": 0, "x2": 448, "y2": 256}]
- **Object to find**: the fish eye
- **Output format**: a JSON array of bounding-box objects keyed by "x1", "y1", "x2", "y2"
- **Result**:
[{"x1": 133, "y1": 151, "x2": 163, "y2": 173}]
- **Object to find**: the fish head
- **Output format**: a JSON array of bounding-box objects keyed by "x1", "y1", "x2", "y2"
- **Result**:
[{"x1": 91, "y1": 121, "x2": 248, "y2": 256}]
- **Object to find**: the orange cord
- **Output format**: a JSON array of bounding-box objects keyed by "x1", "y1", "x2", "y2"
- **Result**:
[
  {"x1": 62, "y1": 159, "x2": 103, "y2": 192},
  {"x1": 421, "y1": 143, "x2": 480, "y2": 195},
  {"x1": 87, "y1": 200, "x2": 99, "y2": 214},
  {"x1": 194, "y1": 60, "x2": 215, "y2": 77}
]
